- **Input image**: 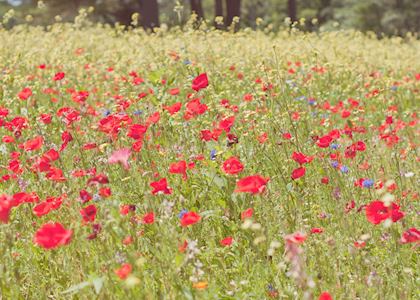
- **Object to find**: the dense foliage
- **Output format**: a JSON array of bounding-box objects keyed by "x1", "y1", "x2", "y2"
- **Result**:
[
  {"x1": 1, "y1": 0, "x2": 420, "y2": 35},
  {"x1": 0, "y1": 19, "x2": 419, "y2": 299}
]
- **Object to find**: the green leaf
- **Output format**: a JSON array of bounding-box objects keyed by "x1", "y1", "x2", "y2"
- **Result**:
[
  {"x1": 200, "y1": 210, "x2": 216, "y2": 217},
  {"x1": 92, "y1": 277, "x2": 104, "y2": 295},
  {"x1": 217, "y1": 198, "x2": 227, "y2": 208},
  {"x1": 62, "y1": 281, "x2": 91, "y2": 294},
  {"x1": 182, "y1": 288, "x2": 194, "y2": 300},
  {"x1": 148, "y1": 69, "x2": 164, "y2": 84},
  {"x1": 174, "y1": 254, "x2": 184, "y2": 268}
]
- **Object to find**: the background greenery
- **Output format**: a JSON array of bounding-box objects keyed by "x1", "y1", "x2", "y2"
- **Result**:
[
  {"x1": 1, "y1": 0, "x2": 420, "y2": 36},
  {"x1": 0, "y1": 21, "x2": 419, "y2": 298}
]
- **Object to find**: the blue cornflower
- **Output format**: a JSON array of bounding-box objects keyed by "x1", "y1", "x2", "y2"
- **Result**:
[
  {"x1": 308, "y1": 98, "x2": 316, "y2": 105},
  {"x1": 362, "y1": 179, "x2": 374, "y2": 188},
  {"x1": 133, "y1": 110, "x2": 143, "y2": 116},
  {"x1": 330, "y1": 143, "x2": 340, "y2": 150},
  {"x1": 183, "y1": 59, "x2": 191, "y2": 65},
  {"x1": 267, "y1": 284, "x2": 275, "y2": 291},
  {"x1": 331, "y1": 160, "x2": 339, "y2": 168},
  {"x1": 340, "y1": 166, "x2": 349, "y2": 173},
  {"x1": 210, "y1": 149, "x2": 217, "y2": 161},
  {"x1": 103, "y1": 109, "x2": 111, "y2": 116},
  {"x1": 285, "y1": 80, "x2": 296, "y2": 87},
  {"x1": 178, "y1": 209, "x2": 188, "y2": 219}
]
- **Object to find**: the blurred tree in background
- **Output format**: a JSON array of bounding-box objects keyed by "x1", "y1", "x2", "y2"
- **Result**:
[{"x1": 0, "y1": 0, "x2": 419, "y2": 35}]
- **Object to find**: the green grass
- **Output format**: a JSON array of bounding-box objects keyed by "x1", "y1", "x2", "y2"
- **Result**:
[{"x1": 0, "y1": 21, "x2": 419, "y2": 299}]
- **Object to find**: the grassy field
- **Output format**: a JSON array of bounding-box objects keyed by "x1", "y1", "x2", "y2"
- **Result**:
[{"x1": 0, "y1": 21, "x2": 419, "y2": 299}]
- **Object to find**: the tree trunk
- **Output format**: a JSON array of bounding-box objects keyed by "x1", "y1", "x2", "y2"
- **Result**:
[
  {"x1": 287, "y1": 0, "x2": 297, "y2": 23},
  {"x1": 73, "y1": 0, "x2": 81, "y2": 11},
  {"x1": 214, "y1": 0, "x2": 224, "y2": 29},
  {"x1": 139, "y1": 0, "x2": 159, "y2": 30},
  {"x1": 115, "y1": 6, "x2": 137, "y2": 26},
  {"x1": 190, "y1": 0, "x2": 204, "y2": 19},
  {"x1": 225, "y1": 0, "x2": 241, "y2": 27},
  {"x1": 317, "y1": 0, "x2": 331, "y2": 24}
]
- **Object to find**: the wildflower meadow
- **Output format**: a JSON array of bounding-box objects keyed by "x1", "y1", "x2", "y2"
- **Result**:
[{"x1": 0, "y1": 18, "x2": 419, "y2": 299}]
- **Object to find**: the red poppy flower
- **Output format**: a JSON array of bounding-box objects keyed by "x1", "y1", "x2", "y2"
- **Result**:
[
  {"x1": 34, "y1": 222, "x2": 72, "y2": 249},
  {"x1": 365, "y1": 200, "x2": 405, "y2": 225},
  {"x1": 46, "y1": 167, "x2": 66, "y2": 182},
  {"x1": 99, "y1": 187, "x2": 111, "y2": 198},
  {"x1": 150, "y1": 178, "x2": 172, "y2": 195},
  {"x1": 180, "y1": 211, "x2": 201, "y2": 227},
  {"x1": 319, "y1": 292, "x2": 333, "y2": 300},
  {"x1": 220, "y1": 98, "x2": 230, "y2": 107},
  {"x1": 222, "y1": 156, "x2": 244, "y2": 175},
  {"x1": 200, "y1": 129, "x2": 213, "y2": 141},
  {"x1": 169, "y1": 160, "x2": 187, "y2": 180},
  {"x1": 2, "y1": 135, "x2": 14, "y2": 143},
  {"x1": 169, "y1": 88, "x2": 180, "y2": 95},
  {"x1": 218, "y1": 116, "x2": 235, "y2": 132},
  {"x1": 142, "y1": 212, "x2": 155, "y2": 224},
  {"x1": 241, "y1": 208, "x2": 254, "y2": 220},
  {"x1": 87, "y1": 173, "x2": 109, "y2": 185},
  {"x1": 79, "y1": 189, "x2": 92, "y2": 203},
  {"x1": 257, "y1": 132, "x2": 268, "y2": 144},
  {"x1": 284, "y1": 232, "x2": 307, "y2": 244},
  {"x1": 18, "y1": 87, "x2": 32, "y2": 100},
  {"x1": 291, "y1": 152, "x2": 314, "y2": 165},
  {"x1": 355, "y1": 141, "x2": 366, "y2": 151},
  {"x1": 39, "y1": 113, "x2": 52, "y2": 124},
  {"x1": 243, "y1": 93, "x2": 253, "y2": 101},
  {"x1": 0, "y1": 195, "x2": 13, "y2": 223},
  {"x1": 283, "y1": 132, "x2": 292, "y2": 140},
  {"x1": 71, "y1": 90, "x2": 89, "y2": 103},
  {"x1": 235, "y1": 175, "x2": 269, "y2": 194},
  {"x1": 311, "y1": 227, "x2": 324, "y2": 234},
  {"x1": 146, "y1": 112, "x2": 160, "y2": 125},
  {"x1": 114, "y1": 263, "x2": 132, "y2": 279},
  {"x1": 400, "y1": 228, "x2": 420, "y2": 244},
  {"x1": 178, "y1": 240, "x2": 188, "y2": 253},
  {"x1": 220, "y1": 236, "x2": 233, "y2": 247},
  {"x1": 354, "y1": 241, "x2": 366, "y2": 248},
  {"x1": 291, "y1": 167, "x2": 306, "y2": 180},
  {"x1": 163, "y1": 102, "x2": 182, "y2": 115},
  {"x1": 192, "y1": 73, "x2": 209, "y2": 91},
  {"x1": 87, "y1": 223, "x2": 102, "y2": 240},
  {"x1": 59, "y1": 131, "x2": 73, "y2": 152},
  {"x1": 127, "y1": 140, "x2": 141, "y2": 153},
  {"x1": 138, "y1": 92, "x2": 147, "y2": 99},
  {"x1": 53, "y1": 72, "x2": 65, "y2": 81},
  {"x1": 127, "y1": 124, "x2": 147, "y2": 140},
  {"x1": 316, "y1": 135, "x2": 332, "y2": 148},
  {"x1": 120, "y1": 204, "x2": 136, "y2": 215},
  {"x1": 80, "y1": 204, "x2": 97, "y2": 222},
  {"x1": 21, "y1": 136, "x2": 44, "y2": 152},
  {"x1": 33, "y1": 196, "x2": 64, "y2": 217},
  {"x1": 122, "y1": 236, "x2": 133, "y2": 245},
  {"x1": 12, "y1": 192, "x2": 39, "y2": 206},
  {"x1": 184, "y1": 98, "x2": 208, "y2": 120},
  {"x1": 133, "y1": 76, "x2": 144, "y2": 85}
]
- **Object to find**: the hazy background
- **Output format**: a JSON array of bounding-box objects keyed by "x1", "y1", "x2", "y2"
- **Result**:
[{"x1": 1, "y1": 0, "x2": 419, "y2": 36}]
